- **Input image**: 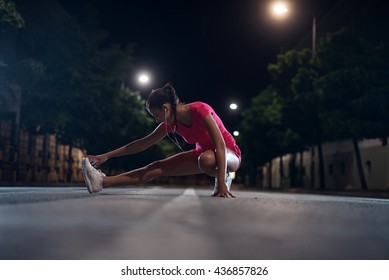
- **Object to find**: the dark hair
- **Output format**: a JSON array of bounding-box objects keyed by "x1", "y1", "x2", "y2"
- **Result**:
[{"x1": 146, "y1": 83, "x2": 179, "y2": 117}]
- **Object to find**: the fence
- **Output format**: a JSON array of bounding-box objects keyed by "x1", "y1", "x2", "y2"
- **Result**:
[{"x1": 0, "y1": 117, "x2": 85, "y2": 184}]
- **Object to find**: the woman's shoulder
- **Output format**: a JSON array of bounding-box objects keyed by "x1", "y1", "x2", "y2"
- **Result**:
[
  {"x1": 188, "y1": 102, "x2": 215, "y2": 119},
  {"x1": 188, "y1": 101, "x2": 212, "y2": 111}
]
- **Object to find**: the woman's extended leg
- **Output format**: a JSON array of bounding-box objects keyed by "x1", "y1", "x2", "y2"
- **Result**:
[
  {"x1": 82, "y1": 148, "x2": 240, "y2": 193},
  {"x1": 103, "y1": 151, "x2": 202, "y2": 188}
]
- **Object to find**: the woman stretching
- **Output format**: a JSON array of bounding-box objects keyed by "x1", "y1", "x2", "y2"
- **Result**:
[{"x1": 82, "y1": 83, "x2": 241, "y2": 198}]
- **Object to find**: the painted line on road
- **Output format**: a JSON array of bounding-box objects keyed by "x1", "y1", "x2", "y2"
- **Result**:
[{"x1": 182, "y1": 188, "x2": 196, "y2": 196}]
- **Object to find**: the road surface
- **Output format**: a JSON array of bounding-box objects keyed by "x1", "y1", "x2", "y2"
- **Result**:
[{"x1": 1, "y1": 185, "x2": 389, "y2": 259}]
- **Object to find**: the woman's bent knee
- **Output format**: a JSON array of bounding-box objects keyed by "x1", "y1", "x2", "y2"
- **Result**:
[{"x1": 198, "y1": 151, "x2": 216, "y2": 174}]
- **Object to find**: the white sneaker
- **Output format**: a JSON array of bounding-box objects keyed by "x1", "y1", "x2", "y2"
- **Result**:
[
  {"x1": 81, "y1": 157, "x2": 106, "y2": 193},
  {"x1": 212, "y1": 172, "x2": 232, "y2": 195}
]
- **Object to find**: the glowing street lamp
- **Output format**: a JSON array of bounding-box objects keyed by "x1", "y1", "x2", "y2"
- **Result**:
[
  {"x1": 138, "y1": 73, "x2": 150, "y2": 85},
  {"x1": 271, "y1": 2, "x2": 289, "y2": 17},
  {"x1": 229, "y1": 103, "x2": 238, "y2": 110}
]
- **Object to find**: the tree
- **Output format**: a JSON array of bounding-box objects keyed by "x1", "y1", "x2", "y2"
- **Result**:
[
  {"x1": 0, "y1": 0, "x2": 24, "y2": 67},
  {"x1": 0, "y1": 0, "x2": 24, "y2": 29},
  {"x1": 267, "y1": 49, "x2": 317, "y2": 188},
  {"x1": 2, "y1": 0, "x2": 160, "y2": 180},
  {"x1": 240, "y1": 86, "x2": 291, "y2": 187},
  {"x1": 241, "y1": 27, "x2": 389, "y2": 190},
  {"x1": 291, "y1": 61, "x2": 326, "y2": 189},
  {"x1": 314, "y1": 28, "x2": 388, "y2": 190}
]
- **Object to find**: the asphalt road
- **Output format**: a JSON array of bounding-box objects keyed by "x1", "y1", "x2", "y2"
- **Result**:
[{"x1": 1, "y1": 185, "x2": 389, "y2": 260}]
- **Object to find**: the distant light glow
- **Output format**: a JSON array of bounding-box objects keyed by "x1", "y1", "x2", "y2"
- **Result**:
[
  {"x1": 271, "y1": 2, "x2": 289, "y2": 17},
  {"x1": 229, "y1": 103, "x2": 238, "y2": 110},
  {"x1": 138, "y1": 73, "x2": 149, "y2": 84},
  {"x1": 233, "y1": 131, "x2": 240, "y2": 137}
]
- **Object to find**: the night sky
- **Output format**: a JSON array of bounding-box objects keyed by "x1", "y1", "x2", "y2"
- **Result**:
[{"x1": 59, "y1": 0, "x2": 340, "y2": 129}]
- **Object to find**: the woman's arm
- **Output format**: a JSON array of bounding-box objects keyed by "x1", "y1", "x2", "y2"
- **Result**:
[
  {"x1": 203, "y1": 114, "x2": 235, "y2": 198},
  {"x1": 86, "y1": 124, "x2": 166, "y2": 168}
]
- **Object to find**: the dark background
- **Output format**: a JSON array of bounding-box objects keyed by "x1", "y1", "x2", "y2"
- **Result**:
[{"x1": 58, "y1": 0, "x2": 341, "y2": 127}]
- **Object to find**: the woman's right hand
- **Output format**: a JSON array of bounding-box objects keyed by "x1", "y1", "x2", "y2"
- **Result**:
[{"x1": 84, "y1": 154, "x2": 108, "y2": 168}]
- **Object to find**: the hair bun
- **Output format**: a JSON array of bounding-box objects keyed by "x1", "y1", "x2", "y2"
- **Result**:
[
  {"x1": 163, "y1": 83, "x2": 179, "y2": 104},
  {"x1": 163, "y1": 83, "x2": 174, "y2": 94},
  {"x1": 146, "y1": 83, "x2": 180, "y2": 111}
]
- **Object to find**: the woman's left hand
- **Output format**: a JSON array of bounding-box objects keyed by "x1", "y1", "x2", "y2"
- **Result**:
[{"x1": 212, "y1": 185, "x2": 235, "y2": 198}]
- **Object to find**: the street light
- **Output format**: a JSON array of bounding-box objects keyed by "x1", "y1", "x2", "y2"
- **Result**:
[
  {"x1": 138, "y1": 73, "x2": 150, "y2": 85},
  {"x1": 229, "y1": 103, "x2": 238, "y2": 110},
  {"x1": 271, "y1": 2, "x2": 289, "y2": 17}
]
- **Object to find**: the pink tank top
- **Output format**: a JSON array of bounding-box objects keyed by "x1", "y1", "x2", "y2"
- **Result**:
[{"x1": 162, "y1": 102, "x2": 241, "y2": 160}]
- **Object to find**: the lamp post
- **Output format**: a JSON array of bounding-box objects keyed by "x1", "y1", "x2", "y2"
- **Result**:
[{"x1": 312, "y1": 16, "x2": 316, "y2": 58}]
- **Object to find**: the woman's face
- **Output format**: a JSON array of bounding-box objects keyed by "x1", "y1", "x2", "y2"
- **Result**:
[{"x1": 148, "y1": 103, "x2": 174, "y2": 124}]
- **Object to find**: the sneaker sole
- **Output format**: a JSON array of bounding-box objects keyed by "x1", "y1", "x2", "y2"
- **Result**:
[{"x1": 81, "y1": 158, "x2": 93, "y2": 194}]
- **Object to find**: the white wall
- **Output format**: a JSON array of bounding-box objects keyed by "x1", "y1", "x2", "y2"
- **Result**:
[{"x1": 264, "y1": 138, "x2": 389, "y2": 190}]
